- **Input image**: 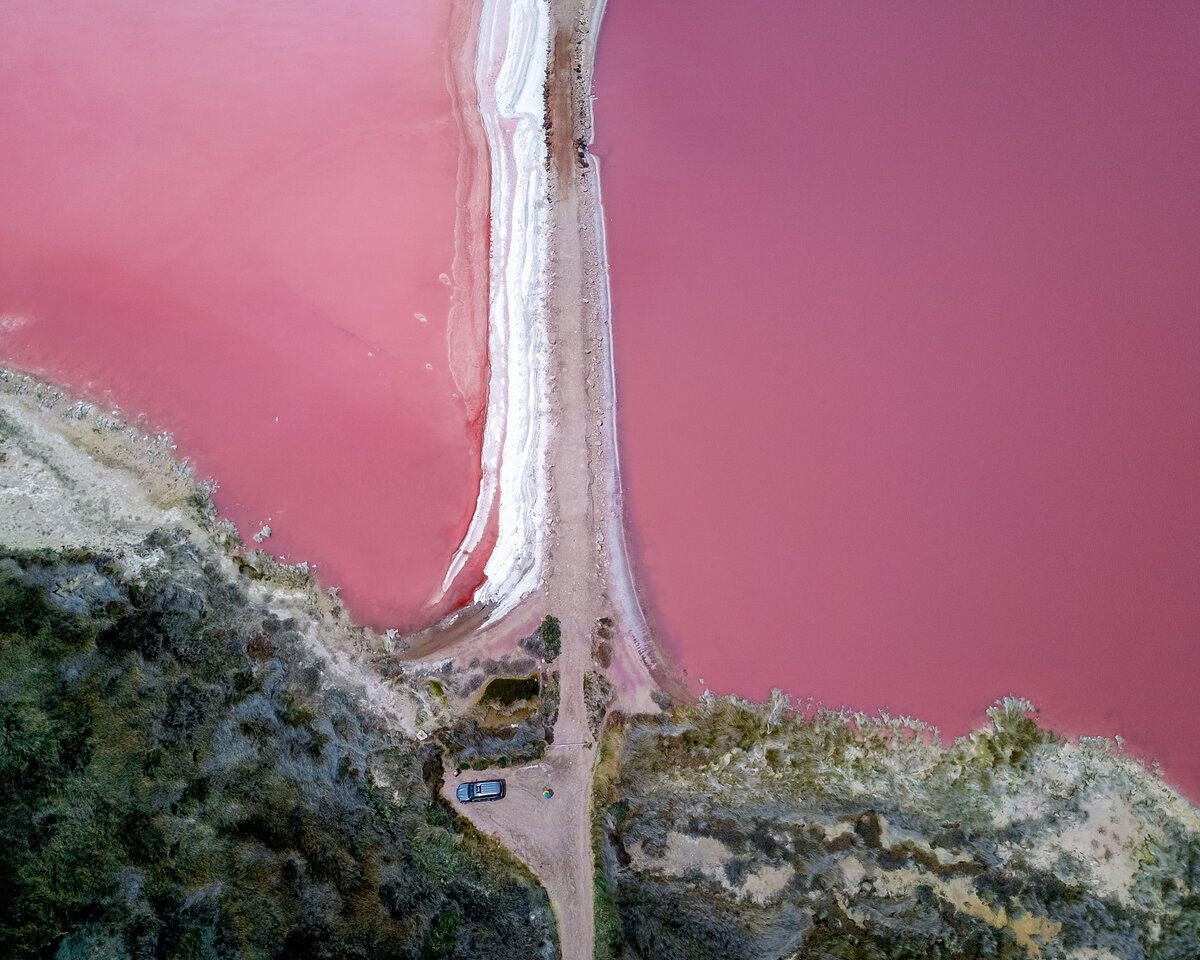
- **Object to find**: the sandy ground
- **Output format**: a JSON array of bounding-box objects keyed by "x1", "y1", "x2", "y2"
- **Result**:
[{"x1": 0, "y1": 372, "x2": 201, "y2": 555}]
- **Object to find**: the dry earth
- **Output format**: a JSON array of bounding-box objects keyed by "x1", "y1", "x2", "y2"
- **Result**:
[{"x1": 0, "y1": 373, "x2": 202, "y2": 555}]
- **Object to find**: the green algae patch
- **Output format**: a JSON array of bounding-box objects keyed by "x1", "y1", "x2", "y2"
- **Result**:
[{"x1": 479, "y1": 672, "x2": 540, "y2": 707}]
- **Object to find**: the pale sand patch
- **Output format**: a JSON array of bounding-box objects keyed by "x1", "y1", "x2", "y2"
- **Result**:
[
  {"x1": 992, "y1": 741, "x2": 1200, "y2": 907},
  {"x1": 743, "y1": 863, "x2": 795, "y2": 905},
  {"x1": 630, "y1": 832, "x2": 794, "y2": 906},
  {"x1": 0, "y1": 372, "x2": 197, "y2": 558},
  {"x1": 0, "y1": 370, "x2": 423, "y2": 737},
  {"x1": 871, "y1": 870, "x2": 1062, "y2": 960},
  {"x1": 839, "y1": 855, "x2": 868, "y2": 888},
  {"x1": 1023, "y1": 794, "x2": 1146, "y2": 901}
]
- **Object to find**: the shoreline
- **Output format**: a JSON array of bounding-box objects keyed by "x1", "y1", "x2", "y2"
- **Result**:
[
  {"x1": 6, "y1": 374, "x2": 1198, "y2": 959},
  {"x1": 439, "y1": 0, "x2": 553, "y2": 623},
  {"x1": 436, "y1": 0, "x2": 496, "y2": 608},
  {"x1": 543, "y1": 0, "x2": 690, "y2": 706},
  {"x1": 577, "y1": 0, "x2": 659, "y2": 670}
]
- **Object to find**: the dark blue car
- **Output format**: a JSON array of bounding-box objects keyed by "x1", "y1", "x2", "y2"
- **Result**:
[{"x1": 456, "y1": 778, "x2": 506, "y2": 803}]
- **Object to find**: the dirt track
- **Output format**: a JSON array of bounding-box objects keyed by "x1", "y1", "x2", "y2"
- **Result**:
[{"x1": 438, "y1": 3, "x2": 665, "y2": 958}]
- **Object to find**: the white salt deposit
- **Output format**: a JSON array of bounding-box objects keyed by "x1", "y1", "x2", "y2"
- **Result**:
[{"x1": 439, "y1": 0, "x2": 551, "y2": 619}]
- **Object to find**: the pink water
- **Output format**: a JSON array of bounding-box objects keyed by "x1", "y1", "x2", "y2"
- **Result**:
[
  {"x1": 597, "y1": 1, "x2": 1200, "y2": 798},
  {"x1": 0, "y1": 0, "x2": 490, "y2": 629}
]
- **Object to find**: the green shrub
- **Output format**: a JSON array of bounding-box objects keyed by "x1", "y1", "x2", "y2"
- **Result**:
[
  {"x1": 539, "y1": 615, "x2": 562, "y2": 659},
  {"x1": 423, "y1": 906, "x2": 462, "y2": 958},
  {"x1": 518, "y1": 615, "x2": 562, "y2": 662},
  {"x1": 0, "y1": 543, "x2": 559, "y2": 960}
]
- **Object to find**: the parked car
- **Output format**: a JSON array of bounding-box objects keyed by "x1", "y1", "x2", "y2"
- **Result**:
[{"x1": 456, "y1": 778, "x2": 506, "y2": 803}]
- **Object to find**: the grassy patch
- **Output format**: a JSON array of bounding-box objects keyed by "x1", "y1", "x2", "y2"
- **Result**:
[
  {"x1": 592, "y1": 867, "x2": 622, "y2": 960},
  {"x1": 592, "y1": 723, "x2": 630, "y2": 959}
]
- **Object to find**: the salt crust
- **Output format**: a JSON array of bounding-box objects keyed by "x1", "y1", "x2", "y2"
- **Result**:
[
  {"x1": 440, "y1": 0, "x2": 656, "y2": 670},
  {"x1": 440, "y1": 0, "x2": 551, "y2": 620}
]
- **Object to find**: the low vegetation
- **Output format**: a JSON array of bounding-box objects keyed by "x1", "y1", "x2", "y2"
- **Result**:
[
  {"x1": 583, "y1": 671, "x2": 615, "y2": 740},
  {"x1": 518, "y1": 615, "x2": 562, "y2": 663},
  {"x1": 594, "y1": 693, "x2": 1200, "y2": 960},
  {"x1": 438, "y1": 671, "x2": 560, "y2": 772},
  {"x1": 591, "y1": 727, "x2": 627, "y2": 960},
  {"x1": 0, "y1": 537, "x2": 558, "y2": 960}
]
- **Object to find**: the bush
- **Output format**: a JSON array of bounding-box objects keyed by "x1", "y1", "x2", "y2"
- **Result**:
[
  {"x1": 0, "y1": 542, "x2": 559, "y2": 960},
  {"x1": 518, "y1": 615, "x2": 562, "y2": 663},
  {"x1": 539, "y1": 616, "x2": 562, "y2": 659}
]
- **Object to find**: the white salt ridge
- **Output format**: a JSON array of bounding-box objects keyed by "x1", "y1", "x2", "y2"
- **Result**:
[{"x1": 439, "y1": 0, "x2": 551, "y2": 619}]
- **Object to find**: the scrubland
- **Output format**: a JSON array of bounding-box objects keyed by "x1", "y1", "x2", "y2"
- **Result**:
[
  {"x1": 593, "y1": 695, "x2": 1200, "y2": 960},
  {"x1": 8, "y1": 371, "x2": 1200, "y2": 960},
  {"x1": 0, "y1": 536, "x2": 557, "y2": 959}
]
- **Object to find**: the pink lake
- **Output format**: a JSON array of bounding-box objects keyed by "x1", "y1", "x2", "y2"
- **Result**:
[
  {"x1": 0, "y1": 0, "x2": 490, "y2": 629},
  {"x1": 596, "y1": 1, "x2": 1200, "y2": 798}
]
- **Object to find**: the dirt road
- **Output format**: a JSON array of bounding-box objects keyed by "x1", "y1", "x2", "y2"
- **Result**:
[{"x1": 438, "y1": 3, "x2": 666, "y2": 958}]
